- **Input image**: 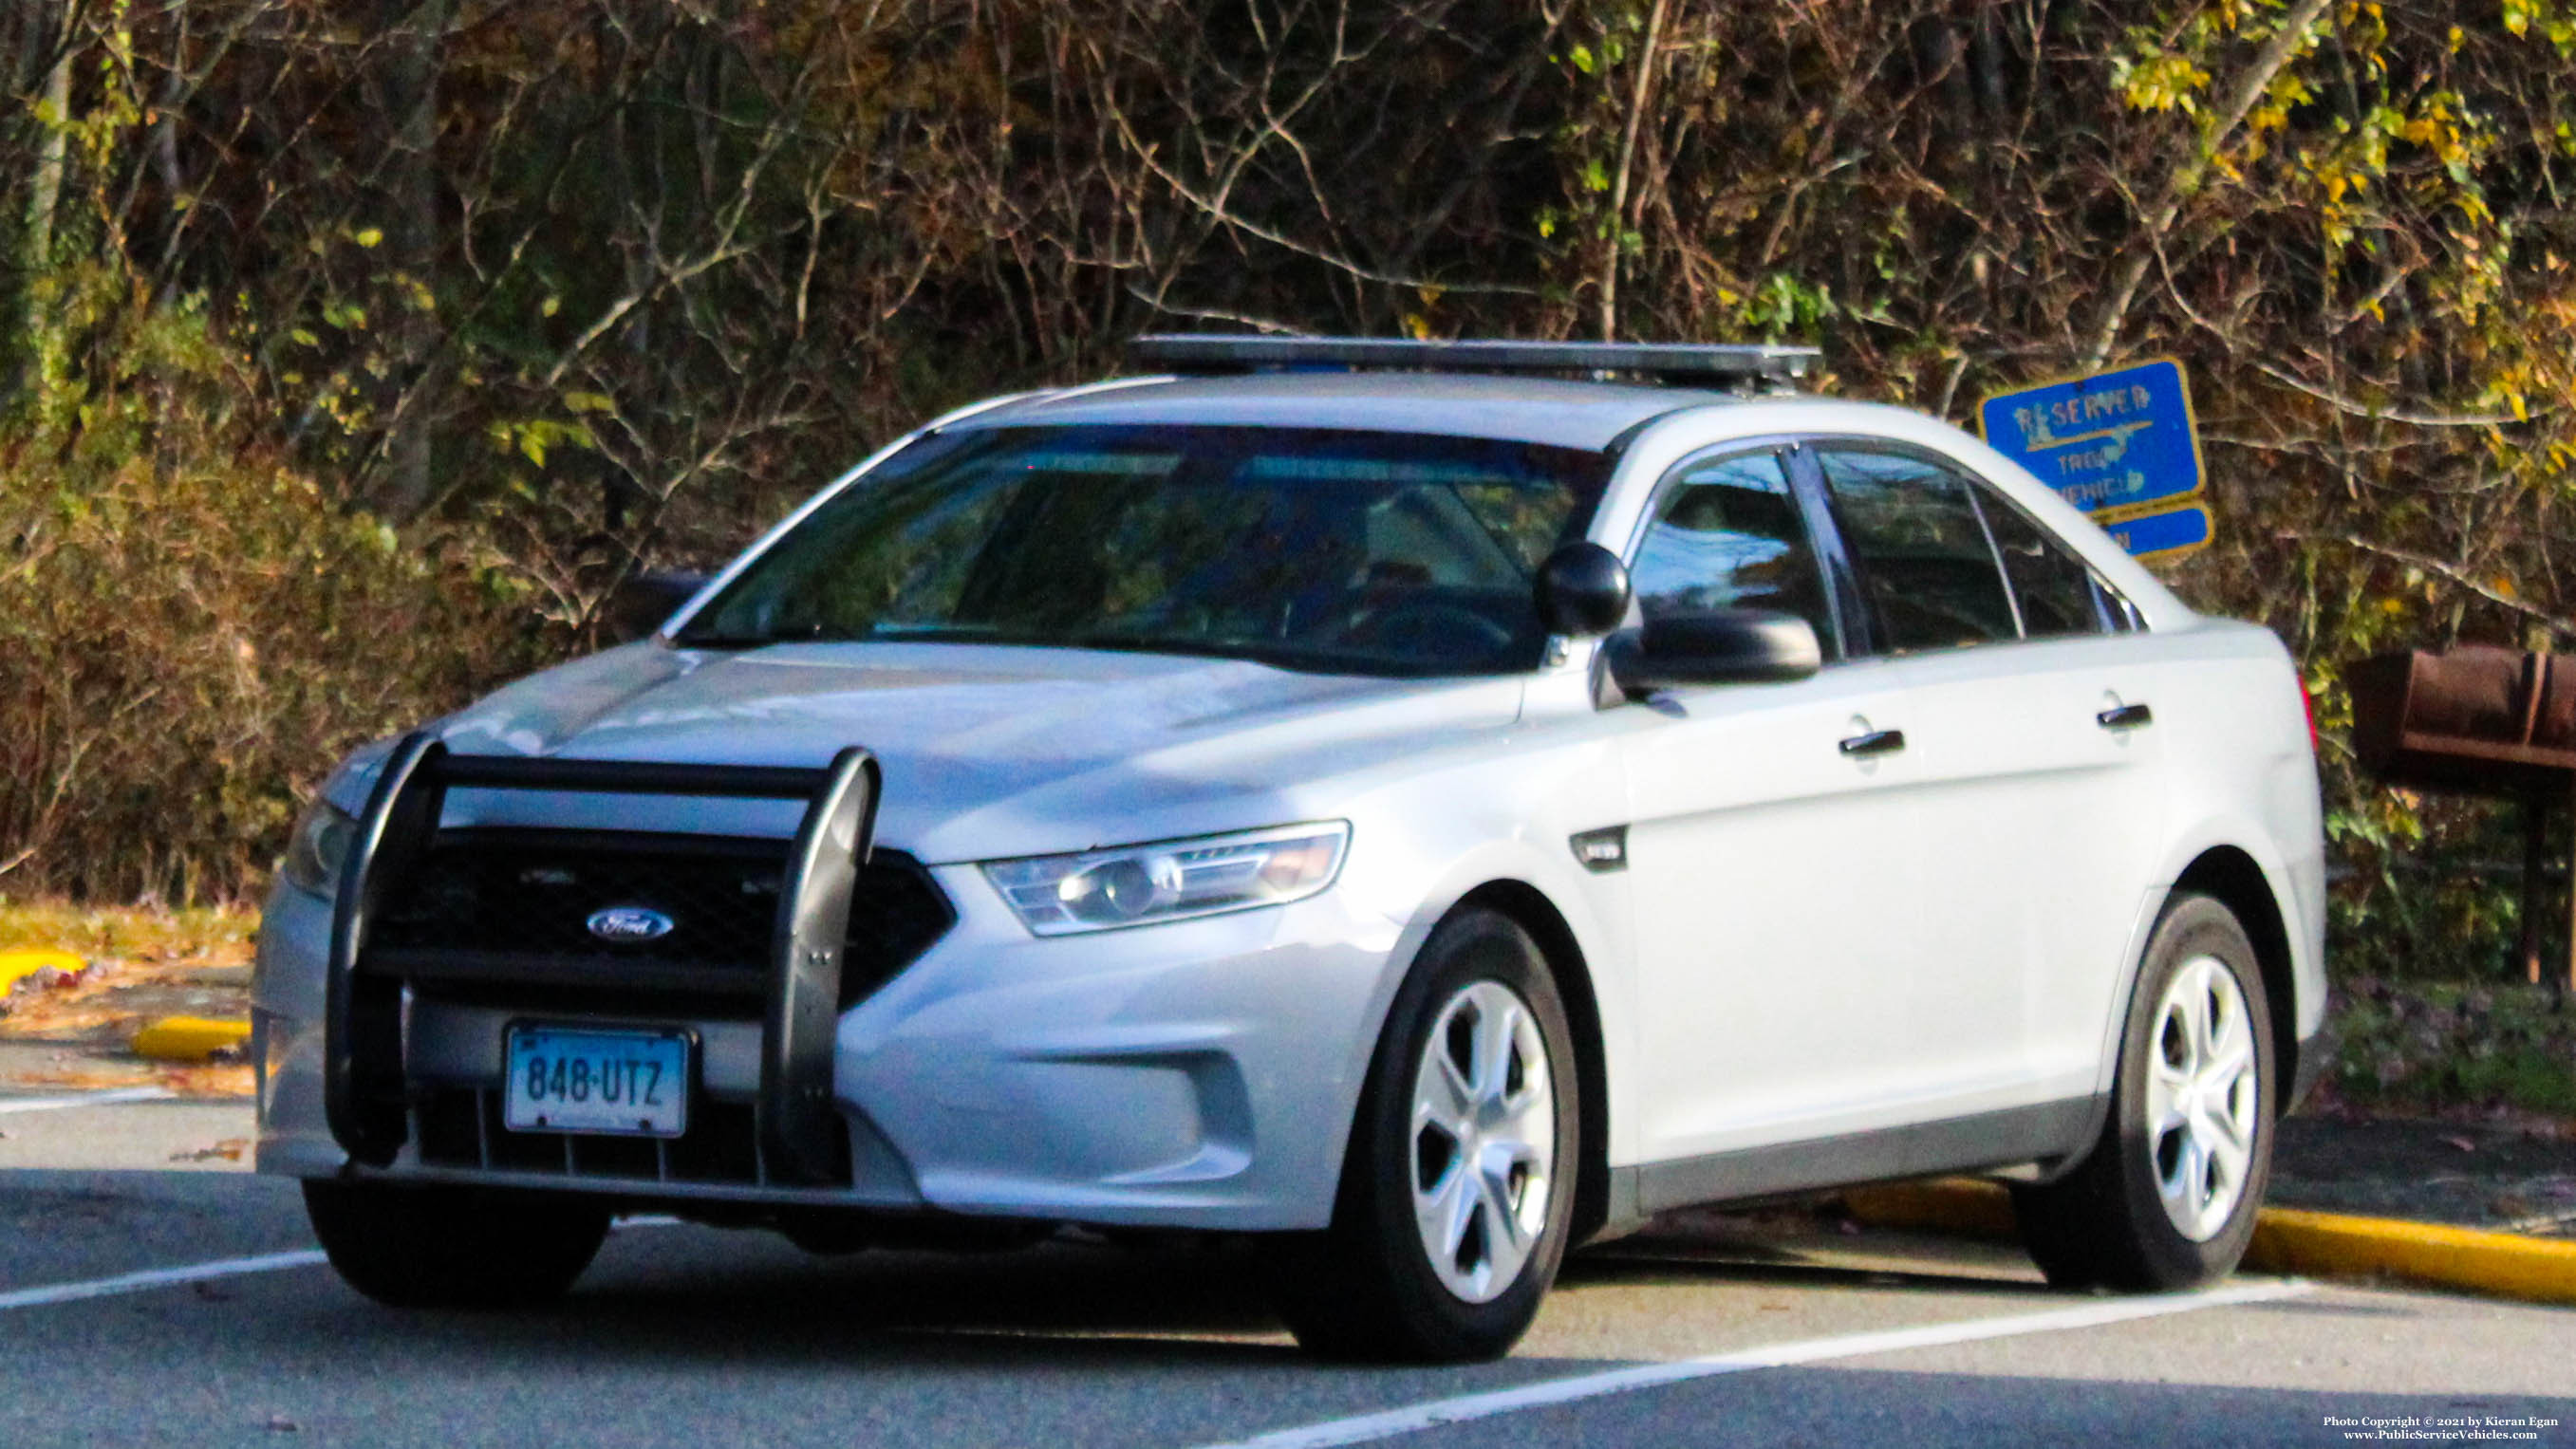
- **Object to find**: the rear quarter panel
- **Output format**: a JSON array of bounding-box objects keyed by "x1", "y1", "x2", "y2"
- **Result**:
[{"x1": 2096, "y1": 617, "x2": 2327, "y2": 1091}]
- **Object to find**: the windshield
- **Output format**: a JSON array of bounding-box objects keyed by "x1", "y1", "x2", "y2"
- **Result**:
[{"x1": 677, "y1": 424, "x2": 1614, "y2": 677}]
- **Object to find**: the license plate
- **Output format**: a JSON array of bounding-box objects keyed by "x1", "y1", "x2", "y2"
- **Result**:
[{"x1": 504, "y1": 1027, "x2": 690, "y2": 1138}]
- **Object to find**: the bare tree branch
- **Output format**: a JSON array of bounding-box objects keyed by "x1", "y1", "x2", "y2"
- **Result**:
[{"x1": 2080, "y1": 0, "x2": 2332, "y2": 370}]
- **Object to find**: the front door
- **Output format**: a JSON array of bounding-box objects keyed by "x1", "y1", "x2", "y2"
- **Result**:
[{"x1": 1614, "y1": 445, "x2": 1932, "y2": 1165}]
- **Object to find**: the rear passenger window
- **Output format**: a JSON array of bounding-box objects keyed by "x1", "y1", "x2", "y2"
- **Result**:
[
  {"x1": 1632, "y1": 452, "x2": 1834, "y2": 651},
  {"x1": 1816, "y1": 450, "x2": 2016, "y2": 653},
  {"x1": 1978, "y1": 492, "x2": 2105, "y2": 638}
]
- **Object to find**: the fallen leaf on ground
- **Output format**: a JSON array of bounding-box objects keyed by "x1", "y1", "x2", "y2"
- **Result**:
[
  {"x1": 154, "y1": 1063, "x2": 255, "y2": 1098},
  {"x1": 3, "y1": 1003, "x2": 143, "y2": 1038},
  {"x1": 2, "y1": 1060, "x2": 160, "y2": 1091},
  {"x1": 170, "y1": 1137, "x2": 250, "y2": 1163},
  {"x1": 0, "y1": 1056, "x2": 253, "y2": 1098}
]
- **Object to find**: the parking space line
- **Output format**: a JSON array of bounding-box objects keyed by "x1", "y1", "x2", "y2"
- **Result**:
[
  {"x1": 1196, "y1": 1277, "x2": 2315, "y2": 1449},
  {"x1": 0, "y1": 1250, "x2": 330, "y2": 1312},
  {"x1": 0, "y1": 1087, "x2": 176, "y2": 1115},
  {"x1": 0, "y1": 1216, "x2": 678, "y2": 1314}
]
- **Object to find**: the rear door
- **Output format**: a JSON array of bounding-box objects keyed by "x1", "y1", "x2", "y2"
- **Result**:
[{"x1": 1805, "y1": 443, "x2": 2170, "y2": 1112}]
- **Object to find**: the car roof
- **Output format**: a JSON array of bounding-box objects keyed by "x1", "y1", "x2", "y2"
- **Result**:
[{"x1": 950, "y1": 372, "x2": 1740, "y2": 452}]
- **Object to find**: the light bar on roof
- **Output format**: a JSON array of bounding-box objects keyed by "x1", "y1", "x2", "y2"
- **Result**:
[{"x1": 1130, "y1": 333, "x2": 1820, "y2": 388}]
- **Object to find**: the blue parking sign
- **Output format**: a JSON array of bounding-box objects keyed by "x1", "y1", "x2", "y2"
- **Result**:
[
  {"x1": 2100, "y1": 502, "x2": 2211, "y2": 561},
  {"x1": 1978, "y1": 359, "x2": 2205, "y2": 528}
]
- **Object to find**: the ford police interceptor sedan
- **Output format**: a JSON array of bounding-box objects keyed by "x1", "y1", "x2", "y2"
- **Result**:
[{"x1": 252, "y1": 336, "x2": 2325, "y2": 1363}]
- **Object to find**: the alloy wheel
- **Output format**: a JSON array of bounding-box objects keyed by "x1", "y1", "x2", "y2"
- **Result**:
[
  {"x1": 1407, "y1": 979, "x2": 1557, "y2": 1304},
  {"x1": 2143, "y1": 955, "x2": 2260, "y2": 1242}
]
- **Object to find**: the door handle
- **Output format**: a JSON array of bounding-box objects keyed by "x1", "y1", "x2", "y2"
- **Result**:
[
  {"x1": 1838, "y1": 728, "x2": 1906, "y2": 757},
  {"x1": 2096, "y1": 702, "x2": 2154, "y2": 730}
]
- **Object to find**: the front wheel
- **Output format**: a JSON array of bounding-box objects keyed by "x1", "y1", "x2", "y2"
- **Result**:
[
  {"x1": 304, "y1": 1179, "x2": 610, "y2": 1309},
  {"x1": 2013, "y1": 893, "x2": 2276, "y2": 1291},
  {"x1": 1271, "y1": 908, "x2": 1579, "y2": 1363}
]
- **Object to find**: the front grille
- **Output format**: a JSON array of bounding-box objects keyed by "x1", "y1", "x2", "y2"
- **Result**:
[
  {"x1": 414, "y1": 1086, "x2": 851, "y2": 1189},
  {"x1": 374, "y1": 833, "x2": 782, "y2": 968},
  {"x1": 367, "y1": 829, "x2": 953, "y2": 1009}
]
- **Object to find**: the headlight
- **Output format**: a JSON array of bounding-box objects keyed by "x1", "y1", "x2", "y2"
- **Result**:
[
  {"x1": 281, "y1": 798, "x2": 359, "y2": 897},
  {"x1": 981, "y1": 823, "x2": 1351, "y2": 936}
]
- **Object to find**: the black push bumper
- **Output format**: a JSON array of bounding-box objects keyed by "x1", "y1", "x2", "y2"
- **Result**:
[{"x1": 323, "y1": 734, "x2": 881, "y2": 1185}]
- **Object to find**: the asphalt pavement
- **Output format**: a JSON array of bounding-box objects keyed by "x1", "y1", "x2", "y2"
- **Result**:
[{"x1": 0, "y1": 1092, "x2": 2567, "y2": 1448}]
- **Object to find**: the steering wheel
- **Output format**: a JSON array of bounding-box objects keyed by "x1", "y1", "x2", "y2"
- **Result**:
[{"x1": 1337, "y1": 601, "x2": 1518, "y2": 659}]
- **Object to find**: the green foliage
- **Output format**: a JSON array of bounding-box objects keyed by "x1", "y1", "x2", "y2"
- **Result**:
[
  {"x1": 2329, "y1": 978, "x2": 2576, "y2": 1117},
  {"x1": 2111, "y1": 48, "x2": 2212, "y2": 116},
  {"x1": 0, "y1": 261, "x2": 541, "y2": 902}
]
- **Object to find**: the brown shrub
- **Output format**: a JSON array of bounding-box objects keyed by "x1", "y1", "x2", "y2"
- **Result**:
[{"x1": 0, "y1": 269, "x2": 543, "y2": 903}]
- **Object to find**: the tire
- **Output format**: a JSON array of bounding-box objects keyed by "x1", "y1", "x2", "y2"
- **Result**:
[
  {"x1": 303, "y1": 1179, "x2": 610, "y2": 1309},
  {"x1": 2013, "y1": 894, "x2": 2276, "y2": 1291},
  {"x1": 1271, "y1": 908, "x2": 1580, "y2": 1363}
]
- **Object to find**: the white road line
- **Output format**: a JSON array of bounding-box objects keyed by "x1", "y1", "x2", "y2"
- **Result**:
[
  {"x1": 0, "y1": 1215, "x2": 680, "y2": 1314},
  {"x1": 1198, "y1": 1277, "x2": 2316, "y2": 1449},
  {"x1": 0, "y1": 1087, "x2": 176, "y2": 1115},
  {"x1": 0, "y1": 1250, "x2": 329, "y2": 1311}
]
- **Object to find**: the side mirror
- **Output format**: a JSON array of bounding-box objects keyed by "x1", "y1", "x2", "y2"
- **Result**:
[
  {"x1": 1604, "y1": 609, "x2": 1822, "y2": 693},
  {"x1": 604, "y1": 569, "x2": 713, "y2": 643},
  {"x1": 1535, "y1": 542, "x2": 1632, "y2": 638}
]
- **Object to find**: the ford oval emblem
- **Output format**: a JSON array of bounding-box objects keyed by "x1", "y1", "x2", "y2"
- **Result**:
[{"x1": 587, "y1": 905, "x2": 675, "y2": 943}]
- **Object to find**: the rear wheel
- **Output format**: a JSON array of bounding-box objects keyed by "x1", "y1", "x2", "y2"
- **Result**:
[
  {"x1": 2013, "y1": 894, "x2": 2275, "y2": 1291},
  {"x1": 303, "y1": 1179, "x2": 610, "y2": 1309},
  {"x1": 1271, "y1": 908, "x2": 1578, "y2": 1363}
]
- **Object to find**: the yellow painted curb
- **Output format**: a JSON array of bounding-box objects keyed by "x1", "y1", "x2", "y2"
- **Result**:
[
  {"x1": 2250, "y1": 1207, "x2": 2576, "y2": 1306},
  {"x1": 130, "y1": 1015, "x2": 252, "y2": 1064},
  {"x1": 1842, "y1": 1177, "x2": 2576, "y2": 1309},
  {"x1": 1844, "y1": 1179, "x2": 2020, "y2": 1239},
  {"x1": 0, "y1": 948, "x2": 84, "y2": 994}
]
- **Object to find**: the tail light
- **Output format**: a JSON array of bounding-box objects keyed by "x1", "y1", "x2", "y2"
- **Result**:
[{"x1": 2297, "y1": 673, "x2": 2319, "y2": 752}]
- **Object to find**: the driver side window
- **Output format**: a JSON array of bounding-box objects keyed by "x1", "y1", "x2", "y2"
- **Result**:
[{"x1": 1630, "y1": 452, "x2": 1835, "y2": 655}]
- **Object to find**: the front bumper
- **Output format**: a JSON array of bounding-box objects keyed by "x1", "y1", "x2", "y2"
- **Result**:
[{"x1": 253, "y1": 857, "x2": 1407, "y2": 1232}]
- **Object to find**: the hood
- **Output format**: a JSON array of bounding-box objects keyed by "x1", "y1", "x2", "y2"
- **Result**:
[{"x1": 432, "y1": 641, "x2": 1525, "y2": 862}]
